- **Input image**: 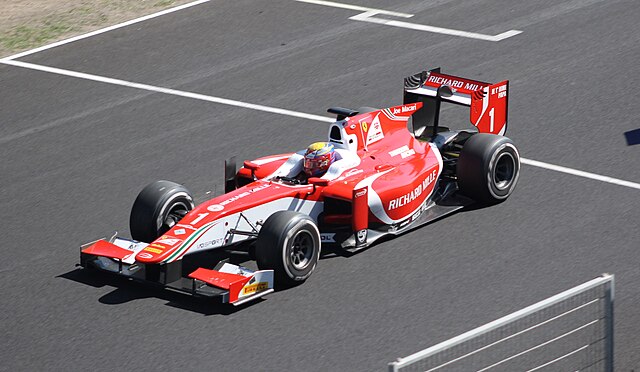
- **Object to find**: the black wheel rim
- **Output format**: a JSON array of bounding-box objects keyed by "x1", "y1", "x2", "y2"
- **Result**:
[
  {"x1": 161, "y1": 202, "x2": 189, "y2": 232},
  {"x1": 290, "y1": 231, "x2": 314, "y2": 270},
  {"x1": 493, "y1": 152, "x2": 516, "y2": 191}
]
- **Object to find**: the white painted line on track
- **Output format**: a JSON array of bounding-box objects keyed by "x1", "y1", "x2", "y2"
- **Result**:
[
  {"x1": 0, "y1": 0, "x2": 212, "y2": 61},
  {"x1": 293, "y1": 0, "x2": 413, "y2": 18},
  {"x1": 0, "y1": 59, "x2": 334, "y2": 129},
  {"x1": 1, "y1": 59, "x2": 638, "y2": 191},
  {"x1": 520, "y1": 158, "x2": 640, "y2": 190},
  {"x1": 350, "y1": 12, "x2": 522, "y2": 42},
  {"x1": 295, "y1": 0, "x2": 522, "y2": 41}
]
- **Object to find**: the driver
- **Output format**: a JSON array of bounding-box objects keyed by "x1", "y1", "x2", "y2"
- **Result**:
[{"x1": 303, "y1": 142, "x2": 336, "y2": 178}]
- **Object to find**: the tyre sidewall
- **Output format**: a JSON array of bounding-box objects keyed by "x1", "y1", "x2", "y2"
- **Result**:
[
  {"x1": 280, "y1": 218, "x2": 321, "y2": 281},
  {"x1": 485, "y1": 142, "x2": 520, "y2": 200},
  {"x1": 458, "y1": 134, "x2": 520, "y2": 203},
  {"x1": 130, "y1": 181, "x2": 194, "y2": 243},
  {"x1": 256, "y1": 211, "x2": 321, "y2": 286}
]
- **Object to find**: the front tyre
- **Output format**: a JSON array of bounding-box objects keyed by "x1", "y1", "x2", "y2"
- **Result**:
[
  {"x1": 129, "y1": 180, "x2": 194, "y2": 243},
  {"x1": 256, "y1": 211, "x2": 321, "y2": 287},
  {"x1": 457, "y1": 134, "x2": 520, "y2": 203}
]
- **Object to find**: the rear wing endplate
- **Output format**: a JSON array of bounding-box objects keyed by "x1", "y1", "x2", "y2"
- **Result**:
[{"x1": 404, "y1": 68, "x2": 509, "y2": 137}]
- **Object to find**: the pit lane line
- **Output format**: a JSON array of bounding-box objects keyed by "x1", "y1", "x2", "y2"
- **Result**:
[{"x1": 1, "y1": 59, "x2": 639, "y2": 192}]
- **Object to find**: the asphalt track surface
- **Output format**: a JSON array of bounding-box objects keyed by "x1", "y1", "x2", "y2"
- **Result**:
[{"x1": 1, "y1": 0, "x2": 639, "y2": 370}]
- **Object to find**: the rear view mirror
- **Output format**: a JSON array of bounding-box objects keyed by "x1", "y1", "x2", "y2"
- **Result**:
[{"x1": 308, "y1": 177, "x2": 329, "y2": 186}]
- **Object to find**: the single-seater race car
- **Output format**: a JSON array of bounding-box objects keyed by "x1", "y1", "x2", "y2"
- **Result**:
[{"x1": 80, "y1": 68, "x2": 520, "y2": 306}]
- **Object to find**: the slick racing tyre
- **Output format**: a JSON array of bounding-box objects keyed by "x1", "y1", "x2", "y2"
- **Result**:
[
  {"x1": 457, "y1": 133, "x2": 520, "y2": 203},
  {"x1": 256, "y1": 211, "x2": 321, "y2": 287},
  {"x1": 130, "y1": 180, "x2": 194, "y2": 243}
]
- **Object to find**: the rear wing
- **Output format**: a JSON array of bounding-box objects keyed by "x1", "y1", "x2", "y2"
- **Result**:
[{"x1": 404, "y1": 68, "x2": 509, "y2": 138}]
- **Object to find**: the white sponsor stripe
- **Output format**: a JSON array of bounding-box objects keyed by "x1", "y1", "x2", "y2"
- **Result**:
[
  {"x1": 293, "y1": 0, "x2": 413, "y2": 18},
  {"x1": 521, "y1": 158, "x2": 640, "y2": 190},
  {"x1": 1, "y1": 60, "x2": 638, "y2": 192},
  {"x1": 0, "y1": 0, "x2": 213, "y2": 61},
  {"x1": 0, "y1": 60, "x2": 334, "y2": 125}
]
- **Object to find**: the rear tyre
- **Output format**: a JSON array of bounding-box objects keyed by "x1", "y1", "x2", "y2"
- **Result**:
[
  {"x1": 457, "y1": 134, "x2": 520, "y2": 203},
  {"x1": 130, "y1": 180, "x2": 194, "y2": 243},
  {"x1": 256, "y1": 211, "x2": 321, "y2": 287}
]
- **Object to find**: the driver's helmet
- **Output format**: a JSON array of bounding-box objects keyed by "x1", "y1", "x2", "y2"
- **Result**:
[{"x1": 303, "y1": 142, "x2": 336, "y2": 177}]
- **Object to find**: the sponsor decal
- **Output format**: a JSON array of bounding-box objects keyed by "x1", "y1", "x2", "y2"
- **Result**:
[
  {"x1": 388, "y1": 169, "x2": 437, "y2": 210},
  {"x1": 207, "y1": 204, "x2": 224, "y2": 212},
  {"x1": 345, "y1": 168, "x2": 363, "y2": 177},
  {"x1": 144, "y1": 247, "x2": 163, "y2": 254},
  {"x1": 243, "y1": 282, "x2": 269, "y2": 295},
  {"x1": 320, "y1": 233, "x2": 336, "y2": 243},
  {"x1": 410, "y1": 208, "x2": 422, "y2": 222},
  {"x1": 355, "y1": 188, "x2": 367, "y2": 198},
  {"x1": 388, "y1": 145, "x2": 416, "y2": 159},
  {"x1": 365, "y1": 114, "x2": 384, "y2": 145},
  {"x1": 174, "y1": 228, "x2": 186, "y2": 235},
  {"x1": 428, "y1": 75, "x2": 465, "y2": 89},
  {"x1": 427, "y1": 74, "x2": 485, "y2": 92},
  {"x1": 356, "y1": 229, "x2": 367, "y2": 244},
  {"x1": 195, "y1": 237, "x2": 225, "y2": 250},
  {"x1": 391, "y1": 103, "x2": 417, "y2": 115},
  {"x1": 156, "y1": 238, "x2": 181, "y2": 246},
  {"x1": 361, "y1": 122, "x2": 368, "y2": 132},
  {"x1": 220, "y1": 183, "x2": 270, "y2": 207},
  {"x1": 492, "y1": 83, "x2": 508, "y2": 98},
  {"x1": 335, "y1": 168, "x2": 363, "y2": 182},
  {"x1": 399, "y1": 218, "x2": 412, "y2": 229},
  {"x1": 137, "y1": 252, "x2": 153, "y2": 259}
]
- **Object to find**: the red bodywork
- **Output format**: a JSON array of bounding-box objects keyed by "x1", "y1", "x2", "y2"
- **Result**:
[{"x1": 126, "y1": 102, "x2": 444, "y2": 263}]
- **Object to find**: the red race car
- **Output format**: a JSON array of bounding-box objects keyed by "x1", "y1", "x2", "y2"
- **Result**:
[{"x1": 80, "y1": 68, "x2": 520, "y2": 305}]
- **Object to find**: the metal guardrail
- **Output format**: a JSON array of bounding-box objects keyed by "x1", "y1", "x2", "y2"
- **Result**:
[{"x1": 389, "y1": 274, "x2": 614, "y2": 372}]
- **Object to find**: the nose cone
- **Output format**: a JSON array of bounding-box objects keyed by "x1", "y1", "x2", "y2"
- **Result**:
[{"x1": 135, "y1": 235, "x2": 184, "y2": 263}]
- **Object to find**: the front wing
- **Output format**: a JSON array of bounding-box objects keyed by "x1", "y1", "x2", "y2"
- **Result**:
[{"x1": 80, "y1": 237, "x2": 273, "y2": 306}]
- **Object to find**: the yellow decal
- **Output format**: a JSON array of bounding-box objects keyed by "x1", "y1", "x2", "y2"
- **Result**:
[
  {"x1": 144, "y1": 247, "x2": 163, "y2": 254},
  {"x1": 361, "y1": 122, "x2": 368, "y2": 132},
  {"x1": 243, "y1": 282, "x2": 269, "y2": 295}
]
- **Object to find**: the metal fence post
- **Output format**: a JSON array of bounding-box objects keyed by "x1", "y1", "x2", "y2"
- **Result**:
[{"x1": 604, "y1": 274, "x2": 615, "y2": 372}]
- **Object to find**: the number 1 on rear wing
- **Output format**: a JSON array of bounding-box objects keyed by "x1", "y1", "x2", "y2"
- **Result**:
[
  {"x1": 404, "y1": 68, "x2": 509, "y2": 136},
  {"x1": 470, "y1": 80, "x2": 509, "y2": 135}
]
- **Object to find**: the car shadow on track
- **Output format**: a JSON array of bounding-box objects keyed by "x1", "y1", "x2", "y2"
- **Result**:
[
  {"x1": 60, "y1": 202, "x2": 494, "y2": 313},
  {"x1": 58, "y1": 252, "x2": 265, "y2": 316}
]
